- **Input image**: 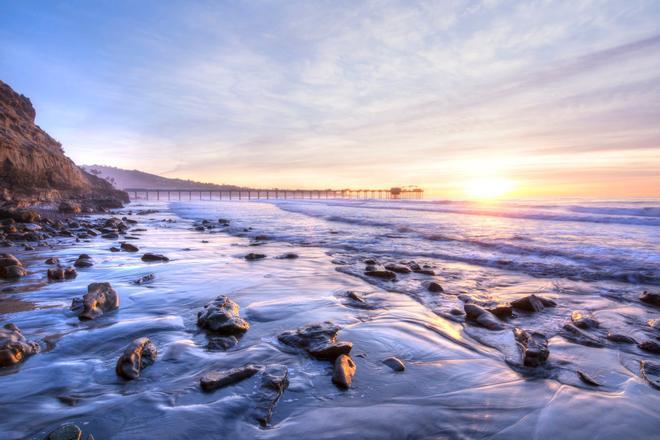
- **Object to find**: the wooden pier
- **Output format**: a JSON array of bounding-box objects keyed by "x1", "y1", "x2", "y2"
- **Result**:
[{"x1": 124, "y1": 187, "x2": 423, "y2": 201}]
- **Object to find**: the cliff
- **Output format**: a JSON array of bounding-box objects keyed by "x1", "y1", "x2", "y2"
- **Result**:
[{"x1": 0, "y1": 80, "x2": 128, "y2": 209}]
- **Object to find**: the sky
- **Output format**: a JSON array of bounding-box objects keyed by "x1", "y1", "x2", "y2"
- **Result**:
[{"x1": 1, "y1": 0, "x2": 659, "y2": 198}]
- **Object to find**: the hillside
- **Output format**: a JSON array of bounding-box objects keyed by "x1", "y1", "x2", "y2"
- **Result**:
[
  {"x1": 0, "y1": 80, "x2": 128, "y2": 208},
  {"x1": 81, "y1": 165, "x2": 245, "y2": 191}
]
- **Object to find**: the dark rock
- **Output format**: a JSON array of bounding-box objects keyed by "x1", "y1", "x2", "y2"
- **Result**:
[
  {"x1": 640, "y1": 291, "x2": 660, "y2": 307},
  {"x1": 132, "y1": 273, "x2": 155, "y2": 285},
  {"x1": 278, "y1": 322, "x2": 351, "y2": 361},
  {"x1": 488, "y1": 304, "x2": 513, "y2": 319},
  {"x1": 0, "y1": 253, "x2": 26, "y2": 279},
  {"x1": 120, "y1": 242, "x2": 139, "y2": 252},
  {"x1": 640, "y1": 360, "x2": 660, "y2": 390},
  {"x1": 464, "y1": 304, "x2": 504, "y2": 330},
  {"x1": 101, "y1": 232, "x2": 119, "y2": 239},
  {"x1": 254, "y1": 364, "x2": 289, "y2": 426},
  {"x1": 332, "y1": 354, "x2": 356, "y2": 389},
  {"x1": 577, "y1": 370, "x2": 601, "y2": 386},
  {"x1": 511, "y1": 294, "x2": 556, "y2": 313},
  {"x1": 116, "y1": 337, "x2": 157, "y2": 380},
  {"x1": 347, "y1": 291, "x2": 366, "y2": 303},
  {"x1": 197, "y1": 295, "x2": 250, "y2": 335},
  {"x1": 384, "y1": 263, "x2": 411, "y2": 274},
  {"x1": 638, "y1": 340, "x2": 660, "y2": 354},
  {"x1": 571, "y1": 310, "x2": 599, "y2": 329},
  {"x1": 141, "y1": 253, "x2": 169, "y2": 262},
  {"x1": 109, "y1": 247, "x2": 120, "y2": 252},
  {"x1": 513, "y1": 327, "x2": 549, "y2": 367},
  {"x1": 74, "y1": 255, "x2": 93, "y2": 268},
  {"x1": 562, "y1": 323, "x2": 604, "y2": 347},
  {"x1": 200, "y1": 364, "x2": 261, "y2": 391},
  {"x1": 276, "y1": 252, "x2": 299, "y2": 259},
  {"x1": 426, "y1": 281, "x2": 444, "y2": 293},
  {"x1": 58, "y1": 201, "x2": 81, "y2": 214},
  {"x1": 363, "y1": 258, "x2": 378, "y2": 265},
  {"x1": 0, "y1": 323, "x2": 40, "y2": 367},
  {"x1": 606, "y1": 333, "x2": 636, "y2": 344},
  {"x1": 46, "y1": 423, "x2": 82, "y2": 440},
  {"x1": 207, "y1": 335, "x2": 239, "y2": 350},
  {"x1": 244, "y1": 252, "x2": 266, "y2": 261},
  {"x1": 383, "y1": 356, "x2": 405, "y2": 372},
  {"x1": 45, "y1": 257, "x2": 59, "y2": 265},
  {"x1": 71, "y1": 282, "x2": 119, "y2": 320},
  {"x1": 449, "y1": 307, "x2": 465, "y2": 316},
  {"x1": 364, "y1": 269, "x2": 396, "y2": 281}
]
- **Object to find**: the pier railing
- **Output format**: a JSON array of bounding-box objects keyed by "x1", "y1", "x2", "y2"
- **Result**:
[{"x1": 124, "y1": 187, "x2": 423, "y2": 201}]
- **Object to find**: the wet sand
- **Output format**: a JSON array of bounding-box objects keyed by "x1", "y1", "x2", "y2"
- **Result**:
[{"x1": 1, "y1": 201, "x2": 658, "y2": 439}]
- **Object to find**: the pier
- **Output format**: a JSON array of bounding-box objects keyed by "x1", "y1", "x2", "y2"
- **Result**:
[{"x1": 124, "y1": 187, "x2": 423, "y2": 201}]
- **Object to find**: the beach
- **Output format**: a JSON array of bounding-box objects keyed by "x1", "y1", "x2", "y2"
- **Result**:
[{"x1": 0, "y1": 198, "x2": 659, "y2": 439}]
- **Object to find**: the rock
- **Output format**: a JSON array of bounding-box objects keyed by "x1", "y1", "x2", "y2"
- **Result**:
[
  {"x1": 109, "y1": 246, "x2": 120, "y2": 252},
  {"x1": 347, "y1": 291, "x2": 366, "y2": 303},
  {"x1": 207, "y1": 335, "x2": 239, "y2": 350},
  {"x1": 254, "y1": 364, "x2": 289, "y2": 426},
  {"x1": 488, "y1": 304, "x2": 513, "y2": 319},
  {"x1": 511, "y1": 294, "x2": 556, "y2": 313},
  {"x1": 71, "y1": 282, "x2": 119, "y2": 320},
  {"x1": 46, "y1": 424, "x2": 82, "y2": 440},
  {"x1": 101, "y1": 232, "x2": 119, "y2": 239},
  {"x1": 364, "y1": 269, "x2": 396, "y2": 281},
  {"x1": 120, "y1": 242, "x2": 139, "y2": 252},
  {"x1": 332, "y1": 354, "x2": 356, "y2": 389},
  {"x1": 132, "y1": 273, "x2": 155, "y2": 285},
  {"x1": 73, "y1": 255, "x2": 93, "y2": 268},
  {"x1": 0, "y1": 253, "x2": 26, "y2": 279},
  {"x1": 571, "y1": 310, "x2": 599, "y2": 329},
  {"x1": 278, "y1": 322, "x2": 351, "y2": 360},
  {"x1": 47, "y1": 267, "x2": 77, "y2": 281},
  {"x1": 384, "y1": 263, "x2": 411, "y2": 274},
  {"x1": 200, "y1": 364, "x2": 261, "y2": 391},
  {"x1": 116, "y1": 337, "x2": 157, "y2": 380},
  {"x1": 648, "y1": 319, "x2": 660, "y2": 331},
  {"x1": 464, "y1": 304, "x2": 504, "y2": 330},
  {"x1": 426, "y1": 281, "x2": 444, "y2": 293},
  {"x1": 640, "y1": 291, "x2": 660, "y2": 307},
  {"x1": 0, "y1": 208, "x2": 41, "y2": 223},
  {"x1": 562, "y1": 323, "x2": 603, "y2": 347},
  {"x1": 513, "y1": 327, "x2": 549, "y2": 367},
  {"x1": 141, "y1": 253, "x2": 169, "y2": 262},
  {"x1": 606, "y1": 333, "x2": 636, "y2": 344},
  {"x1": 45, "y1": 256, "x2": 59, "y2": 264},
  {"x1": 383, "y1": 356, "x2": 405, "y2": 372},
  {"x1": 0, "y1": 323, "x2": 40, "y2": 367},
  {"x1": 244, "y1": 252, "x2": 266, "y2": 261},
  {"x1": 276, "y1": 252, "x2": 299, "y2": 259},
  {"x1": 577, "y1": 370, "x2": 601, "y2": 386},
  {"x1": 638, "y1": 340, "x2": 660, "y2": 354},
  {"x1": 58, "y1": 201, "x2": 81, "y2": 214},
  {"x1": 640, "y1": 360, "x2": 660, "y2": 390},
  {"x1": 197, "y1": 295, "x2": 250, "y2": 335}
]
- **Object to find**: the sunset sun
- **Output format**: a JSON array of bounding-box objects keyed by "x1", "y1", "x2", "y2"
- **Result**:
[{"x1": 465, "y1": 178, "x2": 515, "y2": 200}]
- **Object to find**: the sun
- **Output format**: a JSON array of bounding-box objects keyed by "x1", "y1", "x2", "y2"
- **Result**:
[{"x1": 464, "y1": 178, "x2": 515, "y2": 200}]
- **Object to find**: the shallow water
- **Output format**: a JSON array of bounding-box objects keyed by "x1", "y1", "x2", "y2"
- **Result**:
[{"x1": 1, "y1": 198, "x2": 659, "y2": 439}]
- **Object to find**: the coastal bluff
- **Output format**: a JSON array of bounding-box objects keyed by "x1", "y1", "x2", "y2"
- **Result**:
[{"x1": 0, "y1": 80, "x2": 128, "y2": 209}]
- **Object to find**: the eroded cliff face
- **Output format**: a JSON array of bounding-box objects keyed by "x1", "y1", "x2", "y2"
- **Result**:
[{"x1": 0, "y1": 80, "x2": 128, "y2": 208}]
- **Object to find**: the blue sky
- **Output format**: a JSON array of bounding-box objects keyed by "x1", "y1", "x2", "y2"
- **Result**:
[{"x1": 1, "y1": 0, "x2": 659, "y2": 196}]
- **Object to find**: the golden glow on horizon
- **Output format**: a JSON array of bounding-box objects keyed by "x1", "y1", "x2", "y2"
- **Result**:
[{"x1": 464, "y1": 178, "x2": 515, "y2": 200}]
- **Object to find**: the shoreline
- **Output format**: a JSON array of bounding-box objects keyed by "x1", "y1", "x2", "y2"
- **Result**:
[{"x1": 1, "y1": 200, "x2": 659, "y2": 439}]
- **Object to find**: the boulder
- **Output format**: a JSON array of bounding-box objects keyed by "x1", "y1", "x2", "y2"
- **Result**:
[
  {"x1": 276, "y1": 252, "x2": 299, "y2": 259},
  {"x1": 464, "y1": 304, "x2": 504, "y2": 330},
  {"x1": 638, "y1": 340, "x2": 660, "y2": 354},
  {"x1": 562, "y1": 323, "x2": 603, "y2": 347},
  {"x1": 571, "y1": 311, "x2": 599, "y2": 329},
  {"x1": 71, "y1": 282, "x2": 119, "y2": 320},
  {"x1": 332, "y1": 354, "x2": 357, "y2": 389},
  {"x1": 244, "y1": 253, "x2": 266, "y2": 261},
  {"x1": 58, "y1": 201, "x2": 81, "y2": 214},
  {"x1": 606, "y1": 333, "x2": 636, "y2": 344},
  {"x1": 0, "y1": 323, "x2": 40, "y2": 367},
  {"x1": 0, "y1": 253, "x2": 26, "y2": 279},
  {"x1": 141, "y1": 253, "x2": 169, "y2": 262},
  {"x1": 254, "y1": 364, "x2": 289, "y2": 426},
  {"x1": 47, "y1": 267, "x2": 77, "y2": 281},
  {"x1": 640, "y1": 291, "x2": 660, "y2": 307},
  {"x1": 132, "y1": 273, "x2": 155, "y2": 285},
  {"x1": 278, "y1": 322, "x2": 351, "y2": 360},
  {"x1": 426, "y1": 281, "x2": 444, "y2": 293},
  {"x1": 511, "y1": 294, "x2": 556, "y2": 313},
  {"x1": 513, "y1": 327, "x2": 549, "y2": 367},
  {"x1": 197, "y1": 295, "x2": 250, "y2": 335},
  {"x1": 488, "y1": 304, "x2": 513, "y2": 319},
  {"x1": 577, "y1": 370, "x2": 601, "y2": 386},
  {"x1": 384, "y1": 263, "x2": 411, "y2": 274},
  {"x1": 200, "y1": 364, "x2": 261, "y2": 391},
  {"x1": 120, "y1": 242, "x2": 139, "y2": 252},
  {"x1": 640, "y1": 360, "x2": 660, "y2": 390},
  {"x1": 364, "y1": 269, "x2": 396, "y2": 281},
  {"x1": 45, "y1": 256, "x2": 59, "y2": 265},
  {"x1": 73, "y1": 254, "x2": 93, "y2": 268},
  {"x1": 383, "y1": 356, "x2": 405, "y2": 372},
  {"x1": 115, "y1": 337, "x2": 157, "y2": 379},
  {"x1": 46, "y1": 424, "x2": 82, "y2": 440}
]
